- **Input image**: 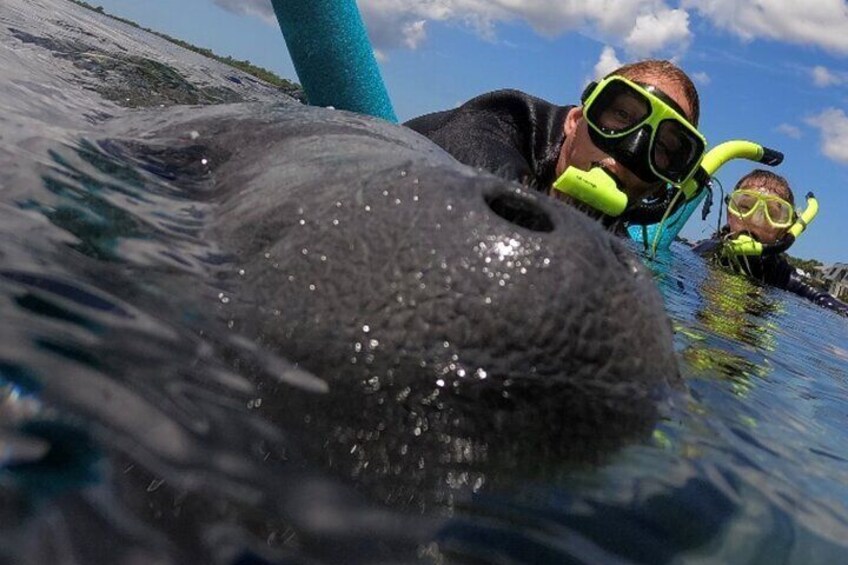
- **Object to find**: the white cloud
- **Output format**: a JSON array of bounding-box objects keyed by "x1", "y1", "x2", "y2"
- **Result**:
[
  {"x1": 806, "y1": 108, "x2": 848, "y2": 164},
  {"x1": 776, "y1": 123, "x2": 802, "y2": 139},
  {"x1": 355, "y1": 1, "x2": 451, "y2": 53},
  {"x1": 683, "y1": 0, "x2": 848, "y2": 55},
  {"x1": 212, "y1": 0, "x2": 692, "y2": 56},
  {"x1": 213, "y1": 0, "x2": 848, "y2": 61},
  {"x1": 624, "y1": 8, "x2": 691, "y2": 57},
  {"x1": 593, "y1": 46, "x2": 622, "y2": 79},
  {"x1": 212, "y1": 0, "x2": 276, "y2": 24},
  {"x1": 808, "y1": 65, "x2": 848, "y2": 88},
  {"x1": 692, "y1": 71, "x2": 710, "y2": 85},
  {"x1": 811, "y1": 65, "x2": 844, "y2": 87},
  {"x1": 366, "y1": 0, "x2": 693, "y2": 55},
  {"x1": 401, "y1": 20, "x2": 427, "y2": 49}
]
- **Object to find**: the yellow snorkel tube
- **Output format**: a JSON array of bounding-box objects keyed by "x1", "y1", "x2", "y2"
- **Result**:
[
  {"x1": 679, "y1": 140, "x2": 783, "y2": 200},
  {"x1": 722, "y1": 192, "x2": 819, "y2": 257}
]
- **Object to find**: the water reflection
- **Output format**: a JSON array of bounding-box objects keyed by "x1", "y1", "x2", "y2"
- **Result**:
[
  {"x1": 20, "y1": 139, "x2": 221, "y2": 271},
  {"x1": 684, "y1": 267, "x2": 781, "y2": 396},
  {"x1": 696, "y1": 267, "x2": 781, "y2": 351}
]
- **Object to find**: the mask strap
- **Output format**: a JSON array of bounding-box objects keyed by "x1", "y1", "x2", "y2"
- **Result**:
[
  {"x1": 581, "y1": 81, "x2": 598, "y2": 104},
  {"x1": 714, "y1": 177, "x2": 726, "y2": 235},
  {"x1": 701, "y1": 180, "x2": 714, "y2": 220}
]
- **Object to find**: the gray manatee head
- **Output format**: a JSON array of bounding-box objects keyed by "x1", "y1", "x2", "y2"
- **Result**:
[
  {"x1": 1, "y1": 3, "x2": 681, "y2": 558},
  {"x1": 140, "y1": 102, "x2": 678, "y2": 507}
]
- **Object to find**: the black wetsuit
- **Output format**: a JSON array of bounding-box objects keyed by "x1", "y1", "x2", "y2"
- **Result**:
[
  {"x1": 692, "y1": 235, "x2": 848, "y2": 315},
  {"x1": 405, "y1": 89, "x2": 680, "y2": 228},
  {"x1": 405, "y1": 89, "x2": 572, "y2": 192}
]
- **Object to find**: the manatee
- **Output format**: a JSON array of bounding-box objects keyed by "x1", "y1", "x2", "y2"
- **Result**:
[
  {"x1": 104, "y1": 100, "x2": 680, "y2": 509},
  {"x1": 1, "y1": 1, "x2": 679, "y2": 560}
]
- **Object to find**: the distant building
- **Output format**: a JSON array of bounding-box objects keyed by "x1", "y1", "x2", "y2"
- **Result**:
[{"x1": 818, "y1": 263, "x2": 848, "y2": 299}]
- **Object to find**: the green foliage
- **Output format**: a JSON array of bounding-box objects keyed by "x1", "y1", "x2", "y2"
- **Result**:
[
  {"x1": 785, "y1": 254, "x2": 831, "y2": 290},
  {"x1": 65, "y1": 0, "x2": 301, "y2": 94},
  {"x1": 785, "y1": 255, "x2": 824, "y2": 275}
]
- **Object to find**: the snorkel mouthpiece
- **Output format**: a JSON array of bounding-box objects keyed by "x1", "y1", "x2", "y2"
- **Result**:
[
  {"x1": 721, "y1": 233, "x2": 763, "y2": 257},
  {"x1": 723, "y1": 192, "x2": 819, "y2": 257},
  {"x1": 552, "y1": 166, "x2": 628, "y2": 217}
]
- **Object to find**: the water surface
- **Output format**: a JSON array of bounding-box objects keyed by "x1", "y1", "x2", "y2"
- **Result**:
[{"x1": 2, "y1": 1, "x2": 848, "y2": 563}]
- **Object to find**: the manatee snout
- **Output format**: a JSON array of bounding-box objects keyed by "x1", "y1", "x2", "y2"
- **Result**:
[{"x1": 179, "y1": 103, "x2": 677, "y2": 495}]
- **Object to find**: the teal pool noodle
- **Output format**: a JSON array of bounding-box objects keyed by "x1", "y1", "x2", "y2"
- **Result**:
[
  {"x1": 627, "y1": 189, "x2": 707, "y2": 251},
  {"x1": 270, "y1": 0, "x2": 398, "y2": 123}
]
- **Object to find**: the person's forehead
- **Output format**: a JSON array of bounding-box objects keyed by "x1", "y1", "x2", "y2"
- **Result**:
[{"x1": 740, "y1": 182, "x2": 790, "y2": 199}]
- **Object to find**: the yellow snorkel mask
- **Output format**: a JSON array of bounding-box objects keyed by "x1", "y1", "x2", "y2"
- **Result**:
[
  {"x1": 552, "y1": 75, "x2": 707, "y2": 217},
  {"x1": 722, "y1": 192, "x2": 819, "y2": 258},
  {"x1": 727, "y1": 189, "x2": 796, "y2": 229},
  {"x1": 580, "y1": 75, "x2": 707, "y2": 185}
]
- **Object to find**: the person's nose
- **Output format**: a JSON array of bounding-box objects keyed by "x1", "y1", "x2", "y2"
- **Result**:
[
  {"x1": 749, "y1": 206, "x2": 768, "y2": 227},
  {"x1": 617, "y1": 128, "x2": 651, "y2": 161}
]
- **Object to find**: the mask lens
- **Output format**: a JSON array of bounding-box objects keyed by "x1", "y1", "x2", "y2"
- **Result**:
[
  {"x1": 765, "y1": 198, "x2": 794, "y2": 226},
  {"x1": 586, "y1": 80, "x2": 651, "y2": 134},
  {"x1": 729, "y1": 191, "x2": 759, "y2": 216},
  {"x1": 729, "y1": 191, "x2": 795, "y2": 227},
  {"x1": 651, "y1": 120, "x2": 703, "y2": 183}
]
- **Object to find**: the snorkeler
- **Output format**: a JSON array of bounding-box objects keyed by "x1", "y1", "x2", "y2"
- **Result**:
[
  {"x1": 405, "y1": 59, "x2": 706, "y2": 229},
  {"x1": 692, "y1": 169, "x2": 847, "y2": 315}
]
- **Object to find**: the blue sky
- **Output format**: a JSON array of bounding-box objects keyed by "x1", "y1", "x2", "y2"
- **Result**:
[{"x1": 92, "y1": 0, "x2": 848, "y2": 264}]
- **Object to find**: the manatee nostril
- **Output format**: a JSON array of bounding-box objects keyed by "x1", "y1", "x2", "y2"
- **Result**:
[{"x1": 484, "y1": 192, "x2": 554, "y2": 233}]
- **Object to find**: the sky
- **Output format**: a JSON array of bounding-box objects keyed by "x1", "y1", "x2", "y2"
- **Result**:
[{"x1": 90, "y1": 0, "x2": 848, "y2": 264}]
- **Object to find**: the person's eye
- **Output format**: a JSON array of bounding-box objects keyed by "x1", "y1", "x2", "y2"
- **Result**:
[
  {"x1": 658, "y1": 135, "x2": 681, "y2": 154},
  {"x1": 767, "y1": 202, "x2": 786, "y2": 218},
  {"x1": 736, "y1": 195, "x2": 757, "y2": 211},
  {"x1": 603, "y1": 107, "x2": 631, "y2": 127}
]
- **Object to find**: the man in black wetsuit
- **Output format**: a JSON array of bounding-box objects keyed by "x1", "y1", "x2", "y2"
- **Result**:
[
  {"x1": 405, "y1": 59, "x2": 704, "y2": 227},
  {"x1": 693, "y1": 169, "x2": 847, "y2": 315}
]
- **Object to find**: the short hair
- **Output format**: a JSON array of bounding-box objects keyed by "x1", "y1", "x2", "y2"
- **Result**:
[
  {"x1": 734, "y1": 169, "x2": 795, "y2": 205},
  {"x1": 607, "y1": 60, "x2": 700, "y2": 126}
]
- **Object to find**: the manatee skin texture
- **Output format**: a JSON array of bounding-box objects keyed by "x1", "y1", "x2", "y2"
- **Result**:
[{"x1": 131, "y1": 102, "x2": 678, "y2": 508}]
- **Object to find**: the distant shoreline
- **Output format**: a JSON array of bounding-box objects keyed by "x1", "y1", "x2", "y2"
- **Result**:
[{"x1": 66, "y1": 0, "x2": 302, "y2": 96}]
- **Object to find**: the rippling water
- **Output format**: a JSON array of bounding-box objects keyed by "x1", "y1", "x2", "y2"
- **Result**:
[{"x1": 3, "y1": 1, "x2": 848, "y2": 563}]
